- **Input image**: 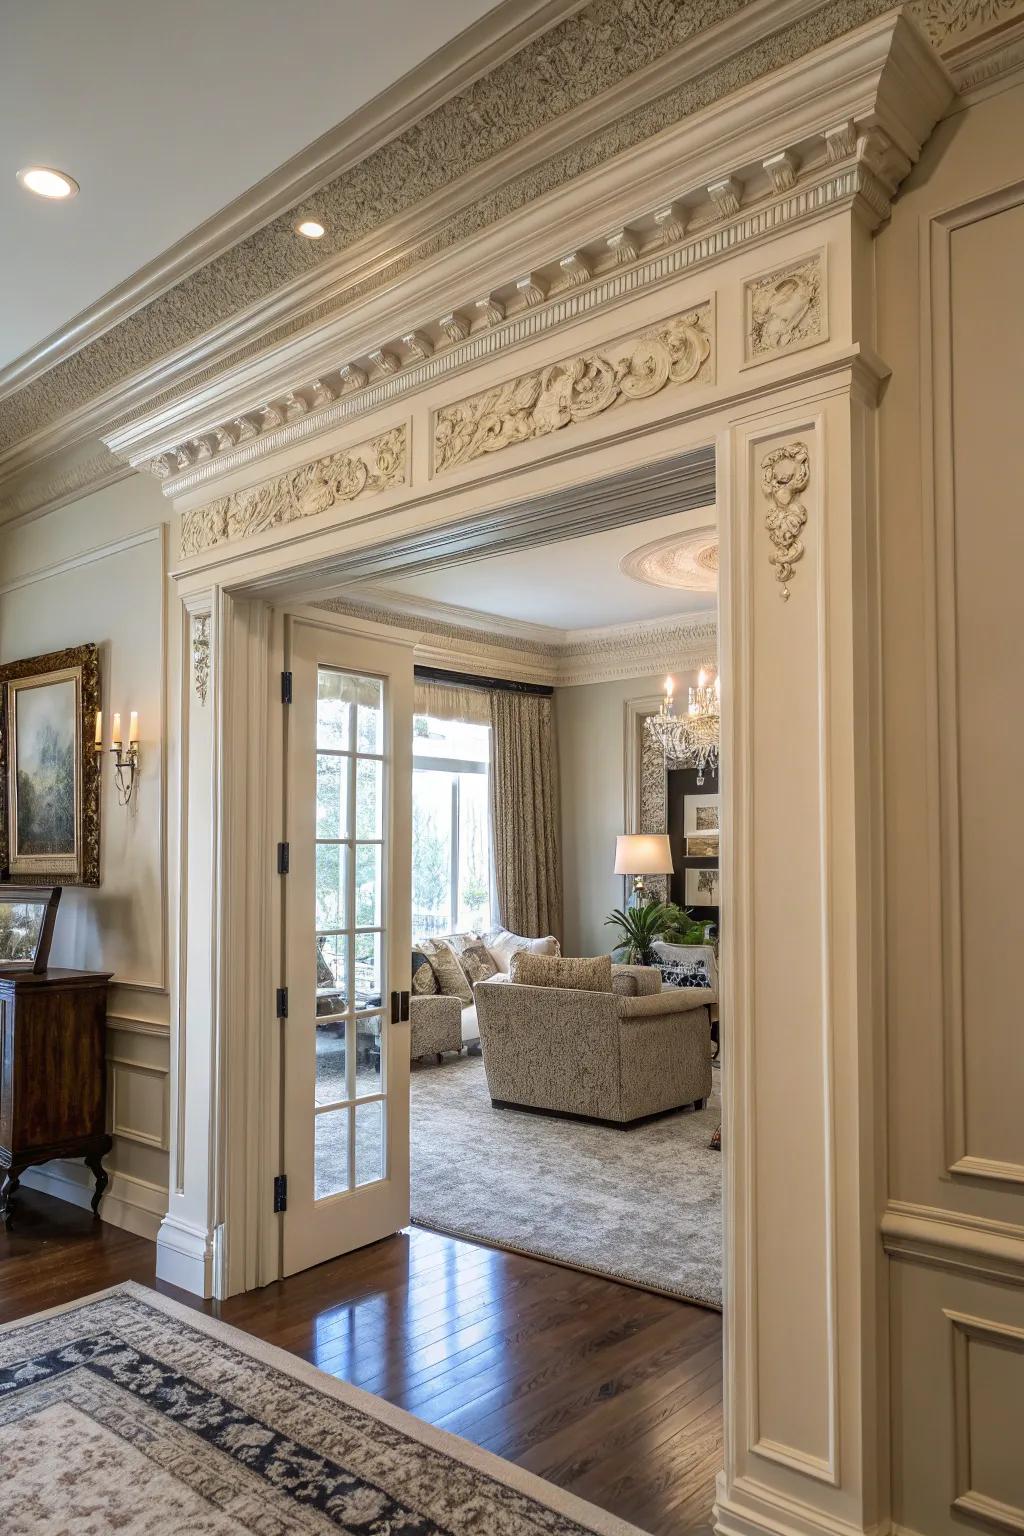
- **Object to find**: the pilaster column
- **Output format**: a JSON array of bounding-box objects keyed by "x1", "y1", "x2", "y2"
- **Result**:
[{"x1": 715, "y1": 375, "x2": 886, "y2": 1536}]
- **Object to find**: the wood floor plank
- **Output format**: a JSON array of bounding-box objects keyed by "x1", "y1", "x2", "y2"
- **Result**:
[{"x1": 0, "y1": 1187, "x2": 722, "y2": 1534}]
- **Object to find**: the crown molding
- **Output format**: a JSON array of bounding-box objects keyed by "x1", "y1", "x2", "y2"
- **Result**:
[
  {"x1": 314, "y1": 586, "x2": 719, "y2": 687},
  {"x1": 0, "y1": 3, "x2": 956, "y2": 526},
  {"x1": 0, "y1": 0, "x2": 585, "y2": 406},
  {"x1": 96, "y1": 9, "x2": 949, "y2": 505}
]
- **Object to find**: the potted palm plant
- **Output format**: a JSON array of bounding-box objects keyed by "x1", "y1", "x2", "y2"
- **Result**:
[{"x1": 604, "y1": 900, "x2": 673, "y2": 965}]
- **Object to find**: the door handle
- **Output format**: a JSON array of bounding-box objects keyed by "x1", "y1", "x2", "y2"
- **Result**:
[
  {"x1": 400, "y1": 991, "x2": 410, "y2": 1022},
  {"x1": 390, "y1": 990, "x2": 400, "y2": 1025}
]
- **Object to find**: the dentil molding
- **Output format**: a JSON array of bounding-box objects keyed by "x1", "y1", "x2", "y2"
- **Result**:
[{"x1": 1, "y1": 8, "x2": 953, "y2": 525}]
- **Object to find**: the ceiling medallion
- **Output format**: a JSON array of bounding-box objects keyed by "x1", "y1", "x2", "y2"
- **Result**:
[{"x1": 620, "y1": 526, "x2": 719, "y2": 592}]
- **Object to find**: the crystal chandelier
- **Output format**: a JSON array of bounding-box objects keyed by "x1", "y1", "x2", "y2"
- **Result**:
[{"x1": 645, "y1": 668, "x2": 720, "y2": 785}]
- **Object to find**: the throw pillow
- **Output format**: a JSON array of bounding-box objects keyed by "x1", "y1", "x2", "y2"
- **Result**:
[
  {"x1": 448, "y1": 935, "x2": 499, "y2": 985},
  {"x1": 509, "y1": 953, "x2": 613, "y2": 993},
  {"x1": 660, "y1": 957, "x2": 712, "y2": 990},
  {"x1": 426, "y1": 939, "x2": 474, "y2": 1006},
  {"x1": 411, "y1": 946, "x2": 439, "y2": 996},
  {"x1": 484, "y1": 927, "x2": 561, "y2": 973}
]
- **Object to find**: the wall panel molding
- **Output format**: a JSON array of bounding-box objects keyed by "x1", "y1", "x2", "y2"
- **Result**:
[
  {"x1": 947, "y1": 1309, "x2": 1024, "y2": 1535},
  {"x1": 922, "y1": 180, "x2": 1024, "y2": 1188},
  {"x1": 883, "y1": 1201, "x2": 1024, "y2": 1286}
]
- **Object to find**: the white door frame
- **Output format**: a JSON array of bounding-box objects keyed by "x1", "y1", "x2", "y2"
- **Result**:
[{"x1": 164, "y1": 358, "x2": 888, "y2": 1536}]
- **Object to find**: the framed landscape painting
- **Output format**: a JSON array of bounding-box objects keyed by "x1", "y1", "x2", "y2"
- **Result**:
[{"x1": 0, "y1": 644, "x2": 101, "y2": 886}]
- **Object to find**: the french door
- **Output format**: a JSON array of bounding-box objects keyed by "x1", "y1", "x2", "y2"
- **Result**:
[{"x1": 282, "y1": 617, "x2": 413, "y2": 1276}]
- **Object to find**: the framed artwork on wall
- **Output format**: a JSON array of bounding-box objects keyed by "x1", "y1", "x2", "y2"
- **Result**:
[
  {"x1": 686, "y1": 833, "x2": 719, "y2": 858},
  {"x1": 683, "y1": 792, "x2": 719, "y2": 837},
  {"x1": 685, "y1": 865, "x2": 720, "y2": 907},
  {"x1": 0, "y1": 644, "x2": 102, "y2": 886}
]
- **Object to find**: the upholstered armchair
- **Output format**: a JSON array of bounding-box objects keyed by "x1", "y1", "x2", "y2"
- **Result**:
[
  {"x1": 408, "y1": 994, "x2": 462, "y2": 1060},
  {"x1": 473, "y1": 967, "x2": 711, "y2": 1127}
]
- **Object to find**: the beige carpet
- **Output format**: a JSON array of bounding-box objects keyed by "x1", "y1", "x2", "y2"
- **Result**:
[
  {"x1": 411, "y1": 1055, "x2": 722, "y2": 1308},
  {"x1": 0, "y1": 1283, "x2": 647, "y2": 1535}
]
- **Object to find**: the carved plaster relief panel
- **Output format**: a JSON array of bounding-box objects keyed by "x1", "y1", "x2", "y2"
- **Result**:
[
  {"x1": 433, "y1": 305, "x2": 713, "y2": 474},
  {"x1": 743, "y1": 249, "x2": 828, "y2": 366},
  {"x1": 761, "y1": 441, "x2": 810, "y2": 599},
  {"x1": 179, "y1": 425, "x2": 406, "y2": 557}
]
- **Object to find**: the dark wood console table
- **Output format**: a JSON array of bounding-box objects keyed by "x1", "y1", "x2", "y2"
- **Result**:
[{"x1": 0, "y1": 968, "x2": 113, "y2": 1229}]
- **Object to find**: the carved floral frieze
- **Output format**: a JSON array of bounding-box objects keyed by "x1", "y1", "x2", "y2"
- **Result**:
[
  {"x1": 433, "y1": 307, "x2": 713, "y2": 474},
  {"x1": 179, "y1": 426, "x2": 406, "y2": 558},
  {"x1": 744, "y1": 251, "x2": 827, "y2": 365},
  {"x1": 761, "y1": 442, "x2": 810, "y2": 600}
]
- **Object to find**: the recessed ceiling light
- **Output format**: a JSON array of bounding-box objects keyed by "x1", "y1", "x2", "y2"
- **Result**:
[
  {"x1": 17, "y1": 165, "x2": 79, "y2": 200},
  {"x1": 295, "y1": 218, "x2": 325, "y2": 239}
]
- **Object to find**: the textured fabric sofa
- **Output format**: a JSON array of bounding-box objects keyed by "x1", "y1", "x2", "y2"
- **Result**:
[
  {"x1": 474, "y1": 966, "x2": 712, "y2": 1126},
  {"x1": 409, "y1": 927, "x2": 560, "y2": 1060}
]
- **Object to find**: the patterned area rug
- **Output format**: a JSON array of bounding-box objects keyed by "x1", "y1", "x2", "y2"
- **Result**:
[
  {"x1": 411, "y1": 1057, "x2": 722, "y2": 1308},
  {"x1": 0, "y1": 1283, "x2": 647, "y2": 1535}
]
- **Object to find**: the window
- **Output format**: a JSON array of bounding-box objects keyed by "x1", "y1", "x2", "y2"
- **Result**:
[{"x1": 412, "y1": 714, "x2": 492, "y2": 937}]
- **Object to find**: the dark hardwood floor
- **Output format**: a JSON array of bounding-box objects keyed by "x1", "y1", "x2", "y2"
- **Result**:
[{"x1": 0, "y1": 1188, "x2": 722, "y2": 1534}]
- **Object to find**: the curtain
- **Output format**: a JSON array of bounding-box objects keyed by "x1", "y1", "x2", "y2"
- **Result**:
[
  {"x1": 488, "y1": 690, "x2": 562, "y2": 941},
  {"x1": 413, "y1": 679, "x2": 490, "y2": 725}
]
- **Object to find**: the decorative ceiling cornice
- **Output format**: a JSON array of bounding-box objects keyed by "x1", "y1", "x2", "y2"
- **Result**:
[
  {"x1": 313, "y1": 586, "x2": 719, "y2": 687},
  {"x1": 1, "y1": 0, "x2": 1012, "y2": 524}
]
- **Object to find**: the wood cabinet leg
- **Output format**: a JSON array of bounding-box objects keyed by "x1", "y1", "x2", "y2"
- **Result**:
[
  {"x1": 85, "y1": 1152, "x2": 109, "y2": 1216},
  {"x1": 0, "y1": 1170, "x2": 22, "y2": 1230}
]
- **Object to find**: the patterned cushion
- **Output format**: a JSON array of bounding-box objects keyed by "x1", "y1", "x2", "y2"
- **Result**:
[
  {"x1": 659, "y1": 956, "x2": 712, "y2": 990},
  {"x1": 509, "y1": 953, "x2": 613, "y2": 993},
  {"x1": 411, "y1": 947, "x2": 439, "y2": 996},
  {"x1": 421, "y1": 939, "x2": 473, "y2": 1006},
  {"x1": 483, "y1": 927, "x2": 561, "y2": 973},
  {"x1": 448, "y1": 936, "x2": 499, "y2": 985}
]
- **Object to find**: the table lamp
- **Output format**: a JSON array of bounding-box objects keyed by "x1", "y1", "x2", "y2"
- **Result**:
[{"x1": 614, "y1": 833, "x2": 674, "y2": 903}]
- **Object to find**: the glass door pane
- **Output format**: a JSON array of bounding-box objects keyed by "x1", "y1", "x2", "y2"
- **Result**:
[{"x1": 314, "y1": 666, "x2": 387, "y2": 1202}]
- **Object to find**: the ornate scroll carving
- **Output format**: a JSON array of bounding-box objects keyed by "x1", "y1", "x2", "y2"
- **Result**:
[
  {"x1": 192, "y1": 615, "x2": 211, "y2": 704},
  {"x1": 179, "y1": 426, "x2": 407, "y2": 557},
  {"x1": 745, "y1": 251, "x2": 826, "y2": 364},
  {"x1": 761, "y1": 442, "x2": 809, "y2": 600},
  {"x1": 434, "y1": 306, "x2": 712, "y2": 474}
]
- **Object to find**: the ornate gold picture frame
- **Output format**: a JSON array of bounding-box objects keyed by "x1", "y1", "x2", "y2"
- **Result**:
[{"x1": 0, "y1": 644, "x2": 101, "y2": 886}]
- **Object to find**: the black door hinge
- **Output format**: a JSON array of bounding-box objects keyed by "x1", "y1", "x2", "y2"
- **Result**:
[
  {"x1": 276, "y1": 987, "x2": 289, "y2": 1019},
  {"x1": 277, "y1": 841, "x2": 290, "y2": 874},
  {"x1": 281, "y1": 670, "x2": 293, "y2": 704},
  {"x1": 273, "y1": 1174, "x2": 287, "y2": 1213}
]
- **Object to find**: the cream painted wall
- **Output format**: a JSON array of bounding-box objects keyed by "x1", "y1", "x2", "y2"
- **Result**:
[
  {"x1": 0, "y1": 473, "x2": 173, "y2": 1238},
  {"x1": 876, "y1": 75, "x2": 1024, "y2": 1536},
  {"x1": 556, "y1": 667, "x2": 702, "y2": 956}
]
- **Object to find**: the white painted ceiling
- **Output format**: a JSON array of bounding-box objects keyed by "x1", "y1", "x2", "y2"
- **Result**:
[
  {"x1": 0, "y1": 0, "x2": 503, "y2": 370},
  {"x1": 369, "y1": 508, "x2": 719, "y2": 631}
]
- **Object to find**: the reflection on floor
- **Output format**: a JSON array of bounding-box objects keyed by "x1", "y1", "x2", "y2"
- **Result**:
[{"x1": 0, "y1": 1187, "x2": 723, "y2": 1535}]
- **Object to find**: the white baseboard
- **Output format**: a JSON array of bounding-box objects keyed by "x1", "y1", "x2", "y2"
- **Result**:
[
  {"x1": 715, "y1": 1473, "x2": 888, "y2": 1536},
  {"x1": 156, "y1": 1212, "x2": 216, "y2": 1297},
  {"x1": 20, "y1": 1160, "x2": 166, "y2": 1242}
]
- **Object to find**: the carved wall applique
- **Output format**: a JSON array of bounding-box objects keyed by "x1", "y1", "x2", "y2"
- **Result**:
[
  {"x1": 761, "y1": 442, "x2": 810, "y2": 600},
  {"x1": 179, "y1": 426, "x2": 407, "y2": 557},
  {"x1": 744, "y1": 250, "x2": 827, "y2": 365},
  {"x1": 192, "y1": 616, "x2": 211, "y2": 704},
  {"x1": 433, "y1": 307, "x2": 713, "y2": 474}
]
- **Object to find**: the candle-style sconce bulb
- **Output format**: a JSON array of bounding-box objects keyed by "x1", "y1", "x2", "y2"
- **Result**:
[{"x1": 110, "y1": 709, "x2": 140, "y2": 807}]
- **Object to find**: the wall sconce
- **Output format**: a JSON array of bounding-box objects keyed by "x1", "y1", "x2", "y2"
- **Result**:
[{"x1": 95, "y1": 710, "x2": 140, "y2": 806}]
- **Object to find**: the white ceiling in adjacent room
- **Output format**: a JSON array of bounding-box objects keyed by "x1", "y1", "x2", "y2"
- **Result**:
[
  {"x1": 0, "y1": 0, "x2": 505, "y2": 370},
  {"x1": 366, "y1": 507, "x2": 719, "y2": 631}
]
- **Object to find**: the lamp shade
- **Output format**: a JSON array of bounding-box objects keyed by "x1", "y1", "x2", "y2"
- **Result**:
[{"x1": 614, "y1": 833, "x2": 674, "y2": 876}]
